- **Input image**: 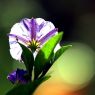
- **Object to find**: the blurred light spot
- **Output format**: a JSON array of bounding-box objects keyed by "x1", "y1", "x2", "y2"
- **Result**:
[
  {"x1": 33, "y1": 79, "x2": 86, "y2": 95},
  {"x1": 47, "y1": 43, "x2": 95, "y2": 91}
]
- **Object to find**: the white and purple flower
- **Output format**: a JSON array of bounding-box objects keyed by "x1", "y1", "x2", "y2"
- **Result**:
[{"x1": 9, "y1": 18, "x2": 60, "y2": 61}]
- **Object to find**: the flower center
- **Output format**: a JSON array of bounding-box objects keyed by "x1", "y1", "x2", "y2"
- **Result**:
[{"x1": 27, "y1": 39, "x2": 40, "y2": 52}]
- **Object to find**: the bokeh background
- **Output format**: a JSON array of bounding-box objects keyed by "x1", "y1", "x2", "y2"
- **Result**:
[{"x1": 0, "y1": 0, "x2": 95, "y2": 95}]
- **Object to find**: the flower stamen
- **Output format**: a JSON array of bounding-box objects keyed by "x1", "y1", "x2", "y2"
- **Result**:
[{"x1": 27, "y1": 39, "x2": 40, "y2": 52}]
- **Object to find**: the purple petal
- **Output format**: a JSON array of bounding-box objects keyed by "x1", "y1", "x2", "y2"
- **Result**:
[
  {"x1": 7, "y1": 69, "x2": 29, "y2": 84},
  {"x1": 7, "y1": 71, "x2": 16, "y2": 84},
  {"x1": 39, "y1": 28, "x2": 58, "y2": 45},
  {"x1": 8, "y1": 34, "x2": 29, "y2": 43},
  {"x1": 16, "y1": 69, "x2": 28, "y2": 84}
]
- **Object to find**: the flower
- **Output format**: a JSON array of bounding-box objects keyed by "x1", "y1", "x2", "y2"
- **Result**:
[
  {"x1": 7, "y1": 69, "x2": 29, "y2": 84},
  {"x1": 9, "y1": 18, "x2": 60, "y2": 61}
]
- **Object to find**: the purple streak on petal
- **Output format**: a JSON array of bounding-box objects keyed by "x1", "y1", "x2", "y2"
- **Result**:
[
  {"x1": 8, "y1": 34, "x2": 29, "y2": 43},
  {"x1": 9, "y1": 41, "x2": 17, "y2": 44},
  {"x1": 31, "y1": 18, "x2": 37, "y2": 40},
  {"x1": 39, "y1": 22, "x2": 45, "y2": 31},
  {"x1": 39, "y1": 28, "x2": 58, "y2": 45},
  {"x1": 21, "y1": 19, "x2": 30, "y2": 31}
]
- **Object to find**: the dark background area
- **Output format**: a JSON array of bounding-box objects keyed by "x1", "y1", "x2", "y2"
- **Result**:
[
  {"x1": 40, "y1": 0, "x2": 95, "y2": 47},
  {"x1": 0, "y1": 0, "x2": 95, "y2": 95}
]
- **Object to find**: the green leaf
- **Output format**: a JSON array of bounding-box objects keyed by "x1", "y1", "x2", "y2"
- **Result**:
[
  {"x1": 6, "y1": 76, "x2": 50, "y2": 95},
  {"x1": 19, "y1": 43, "x2": 34, "y2": 76},
  {"x1": 54, "y1": 45, "x2": 72, "y2": 61},
  {"x1": 34, "y1": 32, "x2": 63, "y2": 79}
]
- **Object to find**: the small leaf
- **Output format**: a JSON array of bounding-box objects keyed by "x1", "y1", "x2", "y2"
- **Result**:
[
  {"x1": 19, "y1": 43, "x2": 34, "y2": 76},
  {"x1": 6, "y1": 76, "x2": 50, "y2": 95},
  {"x1": 54, "y1": 45, "x2": 72, "y2": 61},
  {"x1": 34, "y1": 32, "x2": 63, "y2": 79}
]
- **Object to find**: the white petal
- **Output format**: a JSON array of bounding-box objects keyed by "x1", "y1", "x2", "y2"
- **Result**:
[
  {"x1": 10, "y1": 23, "x2": 31, "y2": 42},
  {"x1": 36, "y1": 18, "x2": 56, "y2": 41},
  {"x1": 10, "y1": 43, "x2": 22, "y2": 61},
  {"x1": 35, "y1": 18, "x2": 45, "y2": 25},
  {"x1": 9, "y1": 22, "x2": 32, "y2": 60},
  {"x1": 36, "y1": 18, "x2": 59, "y2": 53},
  {"x1": 39, "y1": 21, "x2": 55, "y2": 38}
]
